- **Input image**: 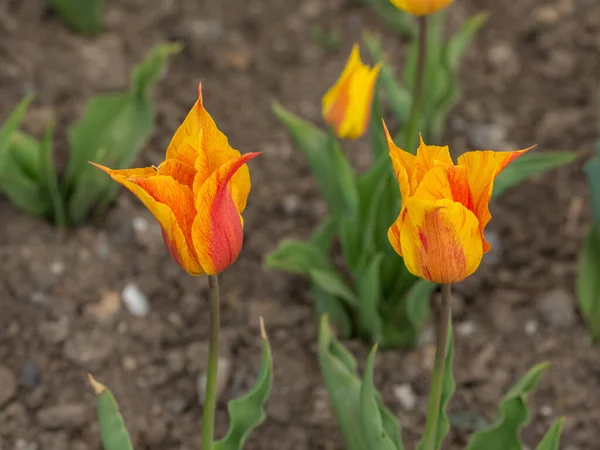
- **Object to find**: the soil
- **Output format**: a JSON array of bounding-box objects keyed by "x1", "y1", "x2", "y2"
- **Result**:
[{"x1": 0, "y1": 0, "x2": 599, "y2": 449}]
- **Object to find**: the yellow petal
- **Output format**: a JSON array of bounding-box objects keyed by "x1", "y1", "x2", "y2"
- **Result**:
[
  {"x1": 414, "y1": 134, "x2": 453, "y2": 186},
  {"x1": 457, "y1": 147, "x2": 532, "y2": 251},
  {"x1": 322, "y1": 44, "x2": 381, "y2": 139},
  {"x1": 399, "y1": 197, "x2": 482, "y2": 283},
  {"x1": 91, "y1": 163, "x2": 203, "y2": 275},
  {"x1": 389, "y1": 0, "x2": 455, "y2": 16},
  {"x1": 192, "y1": 153, "x2": 260, "y2": 275},
  {"x1": 384, "y1": 121, "x2": 416, "y2": 201},
  {"x1": 413, "y1": 164, "x2": 473, "y2": 212}
]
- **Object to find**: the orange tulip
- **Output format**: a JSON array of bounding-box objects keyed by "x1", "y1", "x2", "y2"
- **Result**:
[
  {"x1": 322, "y1": 44, "x2": 381, "y2": 139},
  {"x1": 389, "y1": 0, "x2": 454, "y2": 16},
  {"x1": 92, "y1": 84, "x2": 259, "y2": 276},
  {"x1": 385, "y1": 124, "x2": 532, "y2": 283}
]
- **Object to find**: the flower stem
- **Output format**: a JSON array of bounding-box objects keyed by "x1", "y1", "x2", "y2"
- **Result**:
[
  {"x1": 422, "y1": 283, "x2": 452, "y2": 450},
  {"x1": 405, "y1": 15, "x2": 428, "y2": 153},
  {"x1": 201, "y1": 275, "x2": 220, "y2": 450}
]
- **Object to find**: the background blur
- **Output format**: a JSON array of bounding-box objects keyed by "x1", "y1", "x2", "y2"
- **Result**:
[{"x1": 0, "y1": 0, "x2": 597, "y2": 449}]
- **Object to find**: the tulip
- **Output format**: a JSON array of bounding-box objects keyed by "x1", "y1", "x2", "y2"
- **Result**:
[
  {"x1": 322, "y1": 44, "x2": 381, "y2": 139},
  {"x1": 385, "y1": 124, "x2": 531, "y2": 283},
  {"x1": 92, "y1": 84, "x2": 259, "y2": 276},
  {"x1": 389, "y1": 0, "x2": 454, "y2": 16}
]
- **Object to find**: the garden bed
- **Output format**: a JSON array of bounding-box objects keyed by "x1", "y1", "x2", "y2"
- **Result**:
[{"x1": 0, "y1": 0, "x2": 598, "y2": 449}]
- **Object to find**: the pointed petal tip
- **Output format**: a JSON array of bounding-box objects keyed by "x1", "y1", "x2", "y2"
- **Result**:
[
  {"x1": 197, "y1": 82, "x2": 203, "y2": 103},
  {"x1": 89, "y1": 161, "x2": 111, "y2": 174},
  {"x1": 87, "y1": 373, "x2": 106, "y2": 395}
]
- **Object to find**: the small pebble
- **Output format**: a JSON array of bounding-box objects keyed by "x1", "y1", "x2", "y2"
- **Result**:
[
  {"x1": 456, "y1": 321, "x2": 476, "y2": 337},
  {"x1": 393, "y1": 383, "x2": 417, "y2": 410},
  {"x1": 121, "y1": 283, "x2": 150, "y2": 317},
  {"x1": 524, "y1": 319, "x2": 538, "y2": 336},
  {"x1": 49, "y1": 261, "x2": 65, "y2": 276},
  {"x1": 22, "y1": 362, "x2": 39, "y2": 388},
  {"x1": 540, "y1": 404, "x2": 553, "y2": 417}
]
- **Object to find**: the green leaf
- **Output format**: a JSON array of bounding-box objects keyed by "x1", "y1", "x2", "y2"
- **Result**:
[
  {"x1": 0, "y1": 93, "x2": 34, "y2": 162},
  {"x1": 49, "y1": 0, "x2": 103, "y2": 35},
  {"x1": 370, "y1": 81, "x2": 388, "y2": 161},
  {"x1": 465, "y1": 362, "x2": 551, "y2": 450},
  {"x1": 444, "y1": 13, "x2": 488, "y2": 73},
  {"x1": 417, "y1": 314, "x2": 454, "y2": 450},
  {"x1": 214, "y1": 321, "x2": 273, "y2": 450},
  {"x1": 265, "y1": 239, "x2": 331, "y2": 274},
  {"x1": 272, "y1": 103, "x2": 359, "y2": 220},
  {"x1": 493, "y1": 151, "x2": 577, "y2": 198},
  {"x1": 312, "y1": 284, "x2": 353, "y2": 339},
  {"x1": 360, "y1": 344, "x2": 404, "y2": 450},
  {"x1": 363, "y1": 33, "x2": 411, "y2": 123},
  {"x1": 361, "y1": 0, "x2": 415, "y2": 37},
  {"x1": 8, "y1": 131, "x2": 42, "y2": 181},
  {"x1": 309, "y1": 268, "x2": 358, "y2": 308},
  {"x1": 576, "y1": 228, "x2": 600, "y2": 342},
  {"x1": 584, "y1": 153, "x2": 600, "y2": 225},
  {"x1": 38, "y1": 125, "x2": 67, "y2": 227},
  {"x1": 64, "y1": 43, "x2": 180, "y2": 225},
  {"x1": 311, "y1": 216, "x2": 336, "y2": 253},
  {"x1": 405, "y1": 279, "x2": 437, "y2": 331},
  {"x1": 88, "y1": 375, "x2": 134, "y2": 450},
  {"x1": 535, "y1": 418, "x2": 565, "y2": 450},
  {"x1": 317, "y1": 315, "x2": 370, "y2": 450},
  {"x1": 355, "y1": 254, "x2": 384, "y2": 342}
]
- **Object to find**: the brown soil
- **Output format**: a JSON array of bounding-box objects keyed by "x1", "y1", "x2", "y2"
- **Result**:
[{"x1": 1, "y1": 0, "x2": 598, "y2": 449}]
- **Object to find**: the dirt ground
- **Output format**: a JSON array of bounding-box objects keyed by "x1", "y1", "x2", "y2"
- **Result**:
[{"x1": 0, "y1": 0, "x2": 598, "y2": 449}]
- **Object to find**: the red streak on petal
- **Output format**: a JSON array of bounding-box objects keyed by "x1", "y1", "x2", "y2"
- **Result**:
[{"x1": 418, "y1": 228, "x2": 429, "y2": 252}]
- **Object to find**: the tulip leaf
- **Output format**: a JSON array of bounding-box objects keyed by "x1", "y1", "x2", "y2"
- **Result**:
[
  {"x1": 64, "y1": 42, "x2": 180, "y2": 225},
  {"x1": 355, "y1": 253, "x2": 385, "y2": 342},
  {"x1": 465, "y1": 362, "x2": 550, "y2": 450},
  {"x1": 584, "y1": 153, "x2": 600, "y2": 225},
  {"x1": 312, "y1": 283, "x2": 353, "y2": 339},
  {"x1": 318, "y1": 315, "x2": 404, "y2": 450},
  {"x1": 88, "y1": 375, "x2": 134, "y2": 450},
  {"x1": 363, "y1": 33, "x2": 411, "y2": 124},
  {"x1": 370, "y1": 81, "x2": 388, "y2": 161},
  {"x1": 361, "y1": 0, "x2": 415, "y2": 37},
  {"x1": 576, "y1": 227, "x2": 600, "y2": 342},
  {"x1": 405, "y1": 279, "x2": 437, "y2": 332},
  {"x1": 38, "y1": 125, "x2": 67, "y2": 227},
  {"x1": 0, "y1": 93, "x2": 34, "y2": 163},
  {"x1": 8, "y1": 131, "x2": 42, "y2": 181},
  {"x1": 272, "y1": 103, "x2": 359, "y2": 221},
  {"x1": 417, "y1": 314, "x2": 454, "y2": 450},
  {"x1": 535, "y1": 418, "x2": 565, "y2": 450},
  {"x1": 309, "y1": 268, "x2": 358, "y2": 308},
  {"x1": 311, "y1": 216, "x2": 336, "y2": 254},
  {"x1": 492, "y1": 151, "x2": 577, "y2": 198},
  {"x1": 214, "y1": 322, "x2": 273, "y2": 450},
  {"x1": 360, "y1": 344, "x2": 404, "y2": 450},
  {"x1": 49, "y1": 0, "x2": 103, "y2": 35}
]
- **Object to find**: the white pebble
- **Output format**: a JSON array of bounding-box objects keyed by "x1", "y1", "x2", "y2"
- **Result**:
[
  {"x1": 121, "y1": 282, "x2": 150, "y2": 317},
  {"x1": 393, "y1": 383, "x2": 417, "y2": 411},
  {"x1": 524, "y1": 320, "x2": 538, "y2": 336},
  {"x1": 540, "y1": 404, "x2": 553, "y2": 417},
  {"x1": 50, "y1": 260, "x2": 65, "y2": 276},
  {"x1": 456, "y1": 321, "x2": 476, "y2": 337},
  {"x1": 132, "y1": 216, "x2": 149, "y2": 233}
]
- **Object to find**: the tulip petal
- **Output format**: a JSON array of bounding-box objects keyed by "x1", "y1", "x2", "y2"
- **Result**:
[
  {"x1": 384, "y1": 121, "x2": 416, "y2": 201},
  {"x1": 399, "y1": 197, "x2": 482, "y2": 283},
  {"x1": 192, "y1": 152, "x2": 260, "y2": 275},
  {"x1": 414, "y1": 135, "x2": 453, "y2": 186},
  {"x1": 157, "y1": 159, "x2": 196, "y2": 187},
  {"x1": 322, "y1": 44, "x2": 361, "y2": 132},
  {"x1": 457, "y1": 147, "x2": 532, "y2": 251},
  {"x1": 91, "y1": 163, "x2": 203, "y2": 275},
  {"x1": 413, "y1": 165, "x2": 473, "y2": 212},
  {"x1": 390, "y1": 0, "x2": 454, "y2": 16}
]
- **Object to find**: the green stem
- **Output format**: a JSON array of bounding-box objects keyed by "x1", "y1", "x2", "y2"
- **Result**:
[
  {"x1": 422, "y1": 283, "x2": 451, "y2": 450},
  {"x1": 404, "y1": 15, "x2": 428, "y2": 152},
  {"x1": 201, "y1": 275, "x2": 220, "y2": 450}
]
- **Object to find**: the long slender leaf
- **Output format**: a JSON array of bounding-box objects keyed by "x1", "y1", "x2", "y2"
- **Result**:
[
  {"x1": 50, "y1": 0, "x2": 104, "y2": 35},
  {"x1": 535, "y1": 418, "x2": 565, "y2": 450},
  {"x1": 38, "y1": 125, "x2": 67, "y2": 227},
  {"x1": 214, "y1": 320, "x2": 273, "y2": 450},
  {"x1": 88, "y1": 375, "x2": 134, "y2": 450},
  {"x1": 0, "y1": 93, "x2": 34, "y2": 167},
  {"x1": 576, "y1": 228, "x2": 600, "y2": 342},
  {"x1": 465, "y1": 362, "x2": 550, "y2": 450}
]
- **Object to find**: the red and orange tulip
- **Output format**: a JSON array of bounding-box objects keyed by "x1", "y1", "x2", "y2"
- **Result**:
[
  {"x1": 385, "y1": 124, "x2": 532, "y2": 283},
  {"x1": 93, "y1": 84, "x2": 259, "y2": 276},
  {"x1": 389, "y1": 0, "x2": 454, "y2": 16},
  {"x1": 322, "y1": 44, "x2": 381, "y2": 140}
]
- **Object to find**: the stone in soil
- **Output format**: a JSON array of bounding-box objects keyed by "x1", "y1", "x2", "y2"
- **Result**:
[
  {"x1": 63, "y1": 330, "x2": 116, "y2": 367},
  {"x1": 36, "y1": 403, "x2": 91, "y2": 430},
  {"x1": 537, "y1": 287, "x2": 577, "y2": 328},
  {"x1": 0, "y1": 365, "x2": 17, "y2": 407}
]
